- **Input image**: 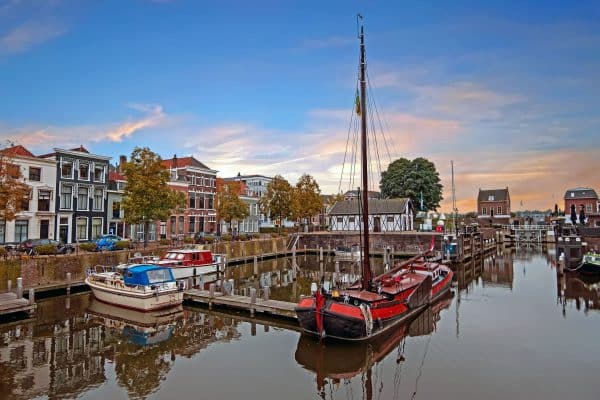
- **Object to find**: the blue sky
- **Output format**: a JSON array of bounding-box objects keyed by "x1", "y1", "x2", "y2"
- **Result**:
[{"x1": 1, "y1": 0, "x2": 599, "y2": 211}]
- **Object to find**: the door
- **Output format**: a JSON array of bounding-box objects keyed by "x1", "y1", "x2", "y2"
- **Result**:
[
  {"x1": 40, "y1": 220, "x2": 49, "y2": 239},
  {"x1": 374, "y1": 216, "x2": 381, "y2": 233},
  {"x1": 59, "y1": 225, "x2": 68, "y2": 243}
]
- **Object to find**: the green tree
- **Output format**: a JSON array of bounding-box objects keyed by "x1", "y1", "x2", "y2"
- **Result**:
[
  {"x1": 291, "y1": 174, "x2": 323, "y2": 229},
  {"x1": 380, "y1": 157, "x2": 443, "y2": 211},
  {"x1": 121, "y1": 147, "x2": 186, "y2": 247},
  {"x1": 0, "y1": 152, "x2": 31, "y2": 221},
  {"x1": 216, "y1": 181, "x2": 249, "y2": 234},
  {"x1": 259, "y1": 175, "x2": 293, "y2": 232}
]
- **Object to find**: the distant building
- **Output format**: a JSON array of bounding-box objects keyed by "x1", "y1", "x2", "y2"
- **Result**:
[
  {"x1": 329, "y1": 198, "x2": 413, "y2": 232},
  {"x1": 0, "y1": 145, "x2": 57, "y2": 244},
  {"x1": 217, "y1": 178, "x2": 260, "y2": 234},
  {"x1": 477, "y1": 188, "x2": 511, "y2": 226},
  {"x1": 564, "y1": 187, "x2": 599, "y2": 226},
  {"x1": 343, "y1": 190, "x2": 380, "y2": 201},
  {"x1": 107, "y1": 156, "x2": 128, "y2": 238}
]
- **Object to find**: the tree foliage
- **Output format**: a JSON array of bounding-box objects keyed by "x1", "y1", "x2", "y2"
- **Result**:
[
  {"x1": 121, "y1": 147, "x2": 186, "y2": 245},
  {"x1": 0, "y1": 153, "x2": 31, "y2": 221},
  {"x1": 380, "y1": 157, "x2": 443, "y2": 211},
  {"x1": 259, "y1": 175, "x2": 293, "y2": 229},
  {"x1": 292, "y1": 174, "x2": 323, "y2": 224},
  {"x1": 216, "y1": 181, "x2": 249, "y2": 232}
]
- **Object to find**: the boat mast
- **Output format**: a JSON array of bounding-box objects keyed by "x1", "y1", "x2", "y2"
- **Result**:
[
  {"x1": 451, "y1": 160, "x2": 457, "y2": 234},
  {"x1": 358, "y1": 17, "x2": 372, "y2": 289}
]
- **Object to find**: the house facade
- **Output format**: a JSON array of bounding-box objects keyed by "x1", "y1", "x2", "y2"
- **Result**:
[
  {"x1": 0, "y1": 145, "x2": 57, "y2": 244},
  {"x1": 41, "y1": 147, "x2": 110, "y2": 244},
  {"x1": 107, "y1": 168, "x2": 127, "y2": 238},
  {"x1": 218, "y1": 178, "x2": 260, "y2": 234},
  {"x1": 477, "y1": 188, "x2": 511, "y2": 226},
  {"x1": 329, "y1": 198, "x2": 414, "y2": 232},
  {"x1": 564, "y1": 187, "x2": 600, "y2": 226}
]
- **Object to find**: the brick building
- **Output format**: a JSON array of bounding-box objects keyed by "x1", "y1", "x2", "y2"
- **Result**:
[
  {"x1": 477, "y1": 188, "x2": 511, "y2": 226},
  {"x1": 564, "y1": 187, "x2": 600, "y2": 226}
]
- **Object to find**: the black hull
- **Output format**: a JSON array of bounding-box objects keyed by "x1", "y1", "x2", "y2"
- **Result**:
[
  {"x1": 578, "y1": 262, "x2": 600, "y2": 275},
  {"x1": 295, "y1": 307, "x2": 318, "y2": 334}
]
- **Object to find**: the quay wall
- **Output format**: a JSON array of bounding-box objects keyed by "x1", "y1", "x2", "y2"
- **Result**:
[{"x1": 0, "y1": 238, "x2": 287, "y2": 291}]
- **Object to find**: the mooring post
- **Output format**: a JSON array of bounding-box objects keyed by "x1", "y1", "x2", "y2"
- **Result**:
[
  {"x1": 209, "y1": 283, "x2": 216, "y2": 298},
  {"x1": 66, "y1": 272, "x2": 72, "y2": 295},
  {"x1": 304, "y1": 244, "x2": 307, "y2": 261},
  {"x1": 335, "y1": 260, "x2": 340, "y2": 273},
  {"x1": 250, "y1": 287, "x2": 257, "y2": 316},
  {"x1": 7, "y1": 280, "x2": 12, "y2": 293},
  {"x1": 188, "y1": 277, "x2": 193, "y2": 290},
  {"x1": 319, "y1": 246, "x2": 323, "y2": 261},
  {"x1": 320, "y1": 261, "x2": 324, "y2": 277},
  {"x1": 292, "y1": 244, "x2": 296, "y2": 259},
  {"x1": 228, "y1": 279, "x2": 235, "y2": 295},
  {"x1": 558, "y1": 252, "x2": 565, "y2": 275},
  {"x1": 263, "y1": 286, "x2": 270, "y2": 301},
  {"x1": 253, "y1": 255, "x2": 258, "y2": 275},
  {"x1": 16, "y1": 277, "x2": 23, "y2": 298},
  {"x1": 28, "y1": 288, "x2": 35, "y2": 305},
  {"x1": 65, "y1": 295, "x2": 70, "y2": 310}
]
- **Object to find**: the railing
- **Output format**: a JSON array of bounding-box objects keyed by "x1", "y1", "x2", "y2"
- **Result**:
[{"x1": 502, "y1": 225, "x2": 555, "y2": 231}]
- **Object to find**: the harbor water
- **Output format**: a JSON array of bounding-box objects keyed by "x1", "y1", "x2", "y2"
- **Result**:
[{"x1": 1, "y1": 247, "x2": 599, "y2": 399}]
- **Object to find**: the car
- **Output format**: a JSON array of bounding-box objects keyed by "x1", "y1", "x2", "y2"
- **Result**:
[
  {"x1": 17, "y1": 239, "x2": 75, "y2": 255},
  {"x1": 95, "y1": 234, "x2": 123, "y2": 251}
]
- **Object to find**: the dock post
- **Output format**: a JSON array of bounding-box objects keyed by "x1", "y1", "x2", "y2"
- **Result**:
[
  {"x1": 250, "y1": 287, "x2": 257, "y2": 316},
  {"x1": 7, "y1": 280, "x2": 11, "y2": 293},
  {"x1": 335, "y1": 260, "x2": 340, "y2": 273},
  {"x1": 228, "y1": 279, "x2": 235, "y2": 295},
  {"x1": 16, "y1": 277, "x2": 23, "y2": 298},
  {"x1": 66, "y1": 272, "x2": 72, "y2": 295},
  {"x1": 209, "y1": 283, "x2": 216, "y2": 298},
  {"x1": 292, "y1": 245, "x2": 296, "y2": 260},
  {"x1": 558, "y1": 252, "x2": 565, "y2": 275},
  {"x1": 188, "y1": 277, "x2": 193, "y2": 290},
  {"x1": 320, "y1": 261, "x2": 324, "y2": 276},
  {"x1": 28, "y1": 288, "x2": 35, "y2": 305},
  {"x1": 304, "y1": 245, "x2": 307, "y2": 261},
  {"x1": 254, "y1": 256, "x2": 258, "y2": 275},
  {"x1": 319, "y1": 246, "x2": 323, "y2": 261},
  {"x1": 327, "y1": 244, "x2": 331, "y2": 260},
  {"x1": 263, "y1": 286, "x2": 270, "y2": 301}
]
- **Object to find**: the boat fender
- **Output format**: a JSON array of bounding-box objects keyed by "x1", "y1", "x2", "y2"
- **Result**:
[{"x1": 359, "y1": 303, "x2": 373, "y2": 337}]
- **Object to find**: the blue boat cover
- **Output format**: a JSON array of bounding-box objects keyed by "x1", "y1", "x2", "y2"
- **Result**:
[{"x1": 123, "y1": 264, "x2": 175, "y2": 286}]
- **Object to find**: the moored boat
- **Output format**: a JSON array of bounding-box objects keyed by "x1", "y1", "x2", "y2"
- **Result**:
[
  {"x1": 85, "y1": 264, "x2": 183, "y2": 311},
  {"x1": 574, "y1": 252, "x2": 600, "y2": 275}
]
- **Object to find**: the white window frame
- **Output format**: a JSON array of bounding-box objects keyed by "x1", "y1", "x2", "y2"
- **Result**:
[
  {"x1": 61, "y1": 160, "x2": 74, "y2": 179},
  {"x1": 79, "y1": 162, "x2": 90, "y2": 181},
  {"x1": 91, "y1": 217, "x2": 103, "y2": 240},
  {"x1": 78, "y1": 186, "x2": 89, "y2": 211},
  {"x1": 60, "y1": 183, "x2": 73, "y2": 210},
  {"x1": 76, "y1": 217, "x2": 88, "y2": 241},
  {"x1": 482, "y1": 207, "x2": 487, "y2": 215},
  {"x1": 93, "y1": 187, "x2": 104, "y2": 211},
  {"x1": 93, "y1": 165, "x2": 105, "y2": 183},
  {"x1": 497, "y1": 206, "x2": 502, "y2": 214}
]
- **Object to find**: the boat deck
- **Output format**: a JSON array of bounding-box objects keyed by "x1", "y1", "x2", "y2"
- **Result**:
[
  {"x1": 0, "y1": 292, "x2": 36, "y2": 317},
  {"x1": 184, "y1": 289, "x2": 297, "y2": 320}
]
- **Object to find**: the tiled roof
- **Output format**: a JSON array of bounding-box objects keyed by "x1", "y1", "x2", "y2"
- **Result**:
[
  {"x1": 162, "y1": 156, "x2": 211, "y2": 170},
  {"x1": 70, "y1": 145, "x2": 89, "y2": 153},
  {"x1": 0, "y1": 145, "x2": 35, "y2": 158},
  {"x1": 564, "y1": 188, "x2": 598, "y2": 199},
  {"x1": 109, "y1": 171, "x2": 127, "y2": 181},
  {"x1": 329, "y1": 198, "x2": 411, "y2": 215},
  {"x1": 344, "y1": 190, "x2": 380, "y2": 199},
  {"x1": 478, "y1": 188, "x2": 509, "y2": 202}
]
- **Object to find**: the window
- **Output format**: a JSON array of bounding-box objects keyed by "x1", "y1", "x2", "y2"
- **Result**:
[
  {"x1": 387, "y1": 216, "x2": 394, "y2": 223},
  {"x1": 189, "y1": 216, "x2": 195, "y2": 233},
  {"x1": 348, "y1": 216, "x2": 355, "y2": 223},
  {"x1": 7, "y1": 163, "x2": 20, "y2": 179},
  {"x1": 112, "y1": 201, "x2": 121, "y2": 219},
  {"x1": 587, "y1": 204, "x2": 593, "y2": 213},
  {"x1": 61, "y1": 161, "x2": 73, "y2": 178},
  {"x1": 93, "y1": 165, "x2": 104, "y2": 182},
  {"x1": 21, "y1": 189, "x2": 31, "y2": 211},
  {"x1": 0, "y1": 220, "x2": 5, "y2": 243},
  {"x1": 92, "y1": 218, "x2": 102, "y2": 240},
  {"x1": 15, "y1": 220, "x2": 28, "y2": 242},
  {"x1": 488, "y1": 195, "x2": 495, "y2": 201},
  {"x1": 38, "y1": 190, "x2": 51, "y2": 212},
  {"x1": 169, "y1": 216, "x2": 176, "y2": 236},
  {"x1": 78, "y1": 186, "x2": 89, "y2": 210},
  {"x1": 178, "y1": 216, "x2": 184, "y2": 234},
  {"x1": 207, "y1": 194, "x2": 213, "y2": 209},
  {"x1": 189, "y1": 192, "x2": 196, "y2": 208},
  {"x1": 60, "y1": 185, "x2": 72, "y2": 209},
  {"x1": 198, "y1": 194, "x2": 205, "y2": 209},
  {"x1": 28, "y1": 167, "x2": 41, "y2": 181},
  {"x1": 79, "y1": 162, "x2": 89, "y2": 180},
  {"x1": 482, "y1": 207, "x2": 487, "y2": 215},
  {"x1": 497, "y1": 206, "x2": 502, "y2": 215},
  {"x1": 93, "y1": 188, "x2": 103, "y2": 211},
  {"x1": 76, "y1": 218, "x2": 88, "y2": 240},
  {"x1": 337, "y1": 217, "x2": 343, "y2": 223}
]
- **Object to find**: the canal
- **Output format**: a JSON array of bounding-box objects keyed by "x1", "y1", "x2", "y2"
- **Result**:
[{"x1": 1, "y1": 247, "x2": 599, "y2": 399}]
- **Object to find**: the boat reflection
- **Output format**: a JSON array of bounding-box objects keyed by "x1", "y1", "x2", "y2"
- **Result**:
[
  {"x1": 295, "y1": 293, "x2": 453, "y2": 399},
  {"x1": 558, "y1": 273, "x2": 600, "y2": 315}
]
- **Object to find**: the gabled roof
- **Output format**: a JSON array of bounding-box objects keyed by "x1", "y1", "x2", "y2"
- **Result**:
[
  {"x1": 478, "y1": 188, "x2": 510, "y2": 202},
  {"x1": 70, "y1": 145, "x2": 89, "y2": 153},
  {"x1": 564, "y1": 187, "x2": 598, "y2": 200},
  {"x1": 162, "y1": 156, "x2": 212, "y2": 171},
  {"x1": 0, "y1": 145, "x2": 36, "y2": 158},
  {"x1": 344, "y1": 190, "x2": 380, "y2": 199},
  {"x1": 109, "y1": 171, "x2": 127, "y2": 181},
  {"x1": 329, "y1": 198, "x2": 411, "y2": 215}
]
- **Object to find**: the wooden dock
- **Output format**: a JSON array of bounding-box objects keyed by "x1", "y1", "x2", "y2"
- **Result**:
[
  {"x1": 0, "y1": 292, "x2": 36, "y2": 317},
  {"x1": 184, "y1": 289, "x2": 298, "y2": 320}
]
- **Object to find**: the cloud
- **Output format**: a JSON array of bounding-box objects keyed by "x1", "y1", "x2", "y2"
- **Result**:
[
  {"x1": 103, "y1": 104, "x2": 166, "y2": 142},
  {"x1": 0, "y1": 19, "x2": 66, "y2": 55}
]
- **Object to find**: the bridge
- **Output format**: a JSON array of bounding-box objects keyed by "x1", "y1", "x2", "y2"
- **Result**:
[{"x1": 501, "y1": 225, "x2": 555, "y2": 244}]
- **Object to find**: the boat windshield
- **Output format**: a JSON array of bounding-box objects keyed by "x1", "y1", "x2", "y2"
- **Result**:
[{"x1": 146, "y1": 268, "x2": 171, "y2": 283}]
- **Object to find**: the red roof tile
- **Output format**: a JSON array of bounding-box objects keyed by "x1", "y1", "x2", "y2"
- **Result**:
[
  {"x1": 0, "y1": 145, "x2": 35, "y2": 158},
  {"x1": 109, "y1": 171, "x2": 127, "y2": 181}
]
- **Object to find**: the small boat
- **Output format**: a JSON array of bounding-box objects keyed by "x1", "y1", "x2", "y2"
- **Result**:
[
  {"x1": 571, "y1": 252, "x2": 600, "y2": 275},
  {"x1": 85, "y1": 264, "x2": 184, "y2": 311},
  {"x1": 334, "y1": 244, "x2": 363, "y2": 260},
  {"x1": 136, "y1": 246, "x2": 225, "y2": 289}
]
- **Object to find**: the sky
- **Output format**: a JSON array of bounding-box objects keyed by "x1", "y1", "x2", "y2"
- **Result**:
[{"x1": 1, "y1": 0, "x2": 599, "y2": 212}]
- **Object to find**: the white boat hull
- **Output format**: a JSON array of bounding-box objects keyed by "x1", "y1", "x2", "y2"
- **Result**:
[{"x1": 85, "y1": 278, "x2": 183, "y2": 311}]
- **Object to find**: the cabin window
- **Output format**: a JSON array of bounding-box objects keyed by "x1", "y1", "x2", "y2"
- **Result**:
[
  {"x1": 147, "y1": 269, "x2": 170, "y2": 283},
  {"x1": 176, "y1": 254, "x2": 184, "y2": 260}
]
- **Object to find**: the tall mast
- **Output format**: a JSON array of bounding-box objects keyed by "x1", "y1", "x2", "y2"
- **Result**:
[
  {"x1": 359, "y1": 18, "x2": 372, "y2": 289},
  {"x1": 451, "y1": 160, "x2": 457, "y2": 234}
]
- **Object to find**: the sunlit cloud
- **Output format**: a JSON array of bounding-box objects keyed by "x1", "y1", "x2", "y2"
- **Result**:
[
  {"x1": 104, "y1": 104, "x2": 166, "y2": 142},
  {"x1": 0, "y1": 19, "x2": 66, "y2": 55}
]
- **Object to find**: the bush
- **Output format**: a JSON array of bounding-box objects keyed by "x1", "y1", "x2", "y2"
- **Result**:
[
  {"x1": 79, "y1": 242, "x2": 97, "y2": 252},
  {"x1": 204, "y1": 235, "x2": 215, "y2": 244},
  {"x1": 221, "y1": 234, "x2": 232, "y2": 241},
  {"x1": 160, "y1": 239, "x2": 170, "y2": 246},
  {"x1": 238, "y1": 234, "x2": 247, "y2": 241},
  {"x1": 35, "y1": 244, "x2": 57, "y2": 255},
  {"x1": 270, "y1": 233, "x2": 279, "y2": 238},
  {"x1": 0, "y1": 247, "x2": 8, "y2": 257},
  {"x1": 115, "y1": 240, "x2": 131, "y2": 250},
  {"x1": 252, "y1": 233, "x2": 261, "y2": 239},
  {"x1": 183, "y1": 237, "x2": 195, "y2": 244}
]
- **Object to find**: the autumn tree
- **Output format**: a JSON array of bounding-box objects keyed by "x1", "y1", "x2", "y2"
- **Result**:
[
  {"x1": 121, "y1": 147, "x2": 186, "y2": 247},
  {"x1": 291, "y1": 174, "x2": 323, "y2": 229},
  {"x1": 216, "y1": 180, "x2": 249, "y2": 234},
  {"x1": 380, "y1": 157, "x2": 443, "y2": 211},
  {"x1": 259, "y1": 175, "x2": 293, "y2": 232},
  {"x1": 0, "y1": 152, "x2": 31, "y2": 221}
]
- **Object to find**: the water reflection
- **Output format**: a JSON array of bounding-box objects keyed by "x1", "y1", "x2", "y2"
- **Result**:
[
  {"x1": 558, "y1": 273, "x2": 600, "y2": 315},
  {"x1": 295, "y1": 294, "x2": 453, "y2": 400}
]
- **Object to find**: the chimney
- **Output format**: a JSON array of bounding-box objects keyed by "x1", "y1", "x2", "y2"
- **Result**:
[
  {"x1": 172, "y1": 154, "x2": 178, "y2": 180},
  {"x1": 118, "y1": 155, "x2": 126, "y2": 173}
]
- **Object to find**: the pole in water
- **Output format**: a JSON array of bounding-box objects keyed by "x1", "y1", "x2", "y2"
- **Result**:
[
  {"x1": 16, "y1": 277, "x2": 23, "y2": 298},
  {"x1": 7, "y1": 280, "x2": 11, "y2": 293},
  {"x1": 28, "y1": 288, "x2": 35, "y2": 305},
  {"x1": 66, "y1": 272, "x2": 72, "y2": 295}
]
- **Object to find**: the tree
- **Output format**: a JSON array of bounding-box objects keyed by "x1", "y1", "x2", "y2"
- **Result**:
[
  {"x1": 0, "y1": 153, "x2": 31, "y2": 221},
  {"x1": 380, "y1": 157, "x2": 443, "y2": 211},
  {"x1": 216, "y1": 181, "x2": 249, "y2": 234},
  {"x1": 121, "y1": 147, "x2": 186, "y2": 247},
  {"x1": 259, "y1": 175, "x2": 293, "y2": 232},
  {"x1": 291, "y1": 174, "x2": 323, "y2": 230}
]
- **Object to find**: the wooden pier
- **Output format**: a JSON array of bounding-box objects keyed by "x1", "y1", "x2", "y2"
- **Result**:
[
  {"x1": 184, "y1": 288, "x2": 298, "y2": 320},
  {"x1": 0, "y1": 290, "x2": 36, "y2": 318}
]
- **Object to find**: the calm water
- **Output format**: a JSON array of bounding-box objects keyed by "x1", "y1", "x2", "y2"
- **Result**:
[{"x1": 1, "y1": 247, "x2": 599, "y2": 399}]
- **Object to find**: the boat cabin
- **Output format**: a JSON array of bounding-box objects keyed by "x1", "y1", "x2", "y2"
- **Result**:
[
  {"x1": 160, "y1": 249, "x2": 215, "y2": 266},
  {"x1": 123, "y1": 265, "x2": 175, "y2": 286}
]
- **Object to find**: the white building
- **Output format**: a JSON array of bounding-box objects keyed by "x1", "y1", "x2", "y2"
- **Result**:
[
  {"x1": 329, "y1": 198, "x2": 414, "y2": 232},
  {"x1": 0, "y1": 145, "x2": 57, "y2": 243}
]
